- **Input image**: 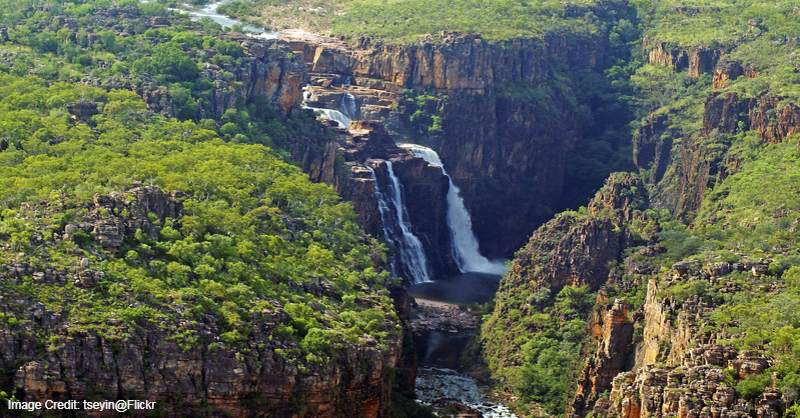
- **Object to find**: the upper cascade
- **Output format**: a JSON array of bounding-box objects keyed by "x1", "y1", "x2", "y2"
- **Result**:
[
  {"x1": 399, "y1": 143, "x2": 507, "y2": 275},
  {"x1": 302, "y1": 87, "x2": 353, "y2": 128}
]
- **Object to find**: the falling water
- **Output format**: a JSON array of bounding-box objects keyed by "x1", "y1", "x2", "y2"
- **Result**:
[
  {"x1": 399, "y1": 144, "x2": 506, "y2": 275},
  {"x1": 368, "y1": 163, "x2": 432, "y2": 284},
  {"x1": 314, "y1": 108, "x2": 351, "y2": 128},
  {"x1": 302, "y1": 88, "x2": 353, "y2": 128},
  {"x1": 340, "y1": 92, "x2": 359, "y2": 121}
]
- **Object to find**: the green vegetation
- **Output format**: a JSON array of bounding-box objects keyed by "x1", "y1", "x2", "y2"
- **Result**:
[
  {"x1": 632, "y1": 0, "x2": 800, "y2": 101},
  {"x1": 331, "y1": 0, "x2": 608, "y2": 42},
  {"x1": 0, "y1": 0, "x2": 330, "y2": 154},
  {"x1": 631, "y1": 0, "x2": 800, "y2": 49},
  {"x1": 695, "y1": 141, "x2": 800, "y2": 256},
  {"x1": 483, "y1": 281, "x2": 595, "y2": 415},
  {"x1": 0, "y1": 73, "x2": 397, "y2": 364},
  {"x1": 0, "y1": 0, "x2": 399, "y2": 385},
  {"x1": 402, "y1": 91, "x2": 445, "y2": 136},
  {"x1": 220, "y1": 0, "x2": 625, "y2": 42}
]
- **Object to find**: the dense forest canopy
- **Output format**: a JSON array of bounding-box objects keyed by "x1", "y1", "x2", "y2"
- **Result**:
[
  {"x1": 0, "y1": 0, "x2": 398, "y2": 378},
  {"x1": 0, "y1": 0, "x2": 799, "y2": 417}
]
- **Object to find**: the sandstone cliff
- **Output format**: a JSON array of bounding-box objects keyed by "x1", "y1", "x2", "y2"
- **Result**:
[
  {"x1": 0, "y1": 187, "x2": 407, "y2": 418},
  {"x1": 281, "y1": 26, "x2": 618, "y2": 259},
  {"x1": 481, "y1": 173, "x2": 653, "y2": 414}
]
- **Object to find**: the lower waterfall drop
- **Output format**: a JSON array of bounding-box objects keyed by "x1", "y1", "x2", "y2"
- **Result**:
[
  {"x1": 399, "y1": 144, "x2": 507, "y2": 275},
  {"x1": 368, "y1": 163, "x2": 432, "y2": 284}
]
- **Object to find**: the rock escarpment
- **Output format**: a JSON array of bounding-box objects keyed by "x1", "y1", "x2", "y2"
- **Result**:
[
  {"x1": 596, "y1": 345, "x2": 780, "y2": 418},
  {"x1": 0, "y1": 187, "x2": 406, "y2": 418},
  {"x1": 482, "y1": 173, "x2": 653, "y2": 412},
  {"x1": 571, "y1": 298, "x2": 634, "y2": 417},
  {"x1": 60, "y1": 7, "x2": 306, "y2": 117},
  {"x1": 282, "y1": 26, "x2": 618, "y2": 259},
  {"x1": 644, "y1": 40, "x2": 722, "y2": 78},
  {"x1": 136, "y1": 35, "x2": 306, "y2": 117},
  {"x1": 500, "y1": 173, "x2": 649, "y2": 295},
  {"x1": 635, "y1": 41, "x2": 800, "y2": 218}
]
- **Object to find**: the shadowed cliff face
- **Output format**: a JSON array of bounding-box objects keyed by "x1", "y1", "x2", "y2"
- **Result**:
[
  {"x1": 364, "y1": 32, "x2": 606, "y2": 259},
  {"x1": 283, "y1": 29, "x2": 621, "y2": 259}
]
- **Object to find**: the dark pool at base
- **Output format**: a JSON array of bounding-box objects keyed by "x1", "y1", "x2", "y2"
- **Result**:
[
  {"x1": 408, "y1": 272, "x2": 502, "y2": 369},
  {"x1": 406, "y1": 272, "x2": 501, "y2": 305},
  {"x1": 408, "y1": 273, "x2": 519, "y2": 417}
]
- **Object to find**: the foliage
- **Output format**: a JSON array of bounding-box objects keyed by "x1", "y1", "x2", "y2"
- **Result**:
[
  {"x1": 695, "y1": 141, "x2": 800, "y2": 257},
  {"x1": 482, "y1": 284, "x2": 595, "y2": 415},
  {"x1": 0, "y1": 72, "x2": 397, "y2": 365},
  {"x1": 402, "y1": 91, "x2": 445, "y2": 136},
  {"x1": 219, "y1": 0, "x2": 625, "y2": 43}
]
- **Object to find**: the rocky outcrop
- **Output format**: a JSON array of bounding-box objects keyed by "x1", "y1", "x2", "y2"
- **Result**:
[
  {"x1": 46, "y1": 7, "x2": 306, "y2": 118},
  {"x1": 138, "y1": 36, "x2": 306, "y2": 118},
  {"x1": 9, "y1": 327, "x2": 399, "y2": 418},
  {"x1": 645, "y1": 40, "x2": 721, "y2": 77},
  {"x1": 749, "y1": 96, "x2": 800, "y2": 144},
  {"x1": 0, "y1": 187, "x2": 405, "y2": 418},
  {"x1": 595, "y1": 346, "x2": 781, "y2": 418},
  {"x1": 712, "y1": 60, "x2": 759, "y2": 89},
  {"x1": 633, "y1": 113, "x2": 672, "y2": 182},
  {"x1": 703, "y1": 92, "x2": 799, "y2": 144},
  {"x1": 584, "y1": 256, "x2": 782, "y2": 418},
  {"x1": 703, "y1": 93, "x2": 752, "y2": 135},
  {"x1": 504, "y1": 173, "x2": 649, "y2": 294},
  {"x1": 483, "y1": 173, "x2": 653, "y2": 405},
  {"x1": 571, "y1": 299, "x2": 634, "y2": 417}
]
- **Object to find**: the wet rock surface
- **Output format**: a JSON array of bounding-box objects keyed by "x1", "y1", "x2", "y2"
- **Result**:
[{"x1": 416, "y1": 368, "x2": 518, "y2": 418}]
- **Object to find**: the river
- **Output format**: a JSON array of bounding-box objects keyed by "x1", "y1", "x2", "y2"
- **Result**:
[
  {"x1": 145, "y1": 2, "x2": 517, "y2": 416},
  {"x1": 409, "y1": 274, "x2": 517, "y2": 418}
]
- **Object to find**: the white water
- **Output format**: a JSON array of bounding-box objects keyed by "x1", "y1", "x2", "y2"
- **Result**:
[
  {"x1": 399, "y1": 144, "x2": 507, "y2": 275},
  {"x1": 302, "y1": 88, "x2": 353, "y2": 128},
  {"x1": 340, "y1": 92, "x2": 359, "y2": 121},
  {"x1": 177, "y1": 1, "x2": 278, "y2": 38},
  {"x1": 416, "y1": 368, "x2": 518, "y2": 418},
  {"x1": 369, "y1": 163, "x2": 432, "y2": 284},
  {"x1": 314, "y1": 107, "x2": 351, "y2": 128}
]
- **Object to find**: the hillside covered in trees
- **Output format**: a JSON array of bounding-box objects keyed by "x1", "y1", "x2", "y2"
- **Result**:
[{"x1": 0, "y1": 0, "x2": 799, "y2": 417}]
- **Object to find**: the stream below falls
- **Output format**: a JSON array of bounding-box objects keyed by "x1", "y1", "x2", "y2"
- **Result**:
[
  {"x1": 141, "y1": 3, "x2": 517, "y2": 416},
  {"x1": 408, "y1": 274, "x2": 518, "y2": 418}
]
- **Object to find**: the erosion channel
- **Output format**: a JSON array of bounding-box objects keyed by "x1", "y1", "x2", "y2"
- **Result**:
[{"x1": 175, "y1": 1, "x2": 517, "y2": 416}]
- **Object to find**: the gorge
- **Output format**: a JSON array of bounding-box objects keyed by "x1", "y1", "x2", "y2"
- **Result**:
[{"x1": 1, "y1": 0, "x2": 799, "y2": 417}]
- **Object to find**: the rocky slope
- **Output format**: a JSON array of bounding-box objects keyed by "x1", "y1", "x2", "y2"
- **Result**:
[
  {"x1": 1, "y1": 186, "x2": 406, "y2": 418},
  {"x1": 482, "y1": 2, "x2": 800, "y2": 414},
  {"x1": 481, "y1": 173, "x2": 655, "y2": 415},
  {"x1": 280, "y1": 14, "x2": 630, "y2": 258}
]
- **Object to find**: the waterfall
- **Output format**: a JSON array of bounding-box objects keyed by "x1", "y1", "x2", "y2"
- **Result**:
[
  {"x1": 315, "y1": 108, "x2": 351, "y2": 128},
  {"x1": 368, "y1": 163, "x2": 432, "y2": 283},
  {"x1": 301, "y1": 88, "x2": 354, "y2": 128},
  {"x1": 399, "y1": 144, "x2": 507, "y2": 275},
  {"x1": 341, "y1": 92, "x2": 359, "y2": 121}
]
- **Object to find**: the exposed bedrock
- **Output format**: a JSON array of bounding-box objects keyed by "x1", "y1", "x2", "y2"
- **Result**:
[
  {"x1": 1, "y1": 187, "x2": 409, "y2": 418},
  {"x1": 282, "y1": 29, "x2": 608, "y2": 258}
]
